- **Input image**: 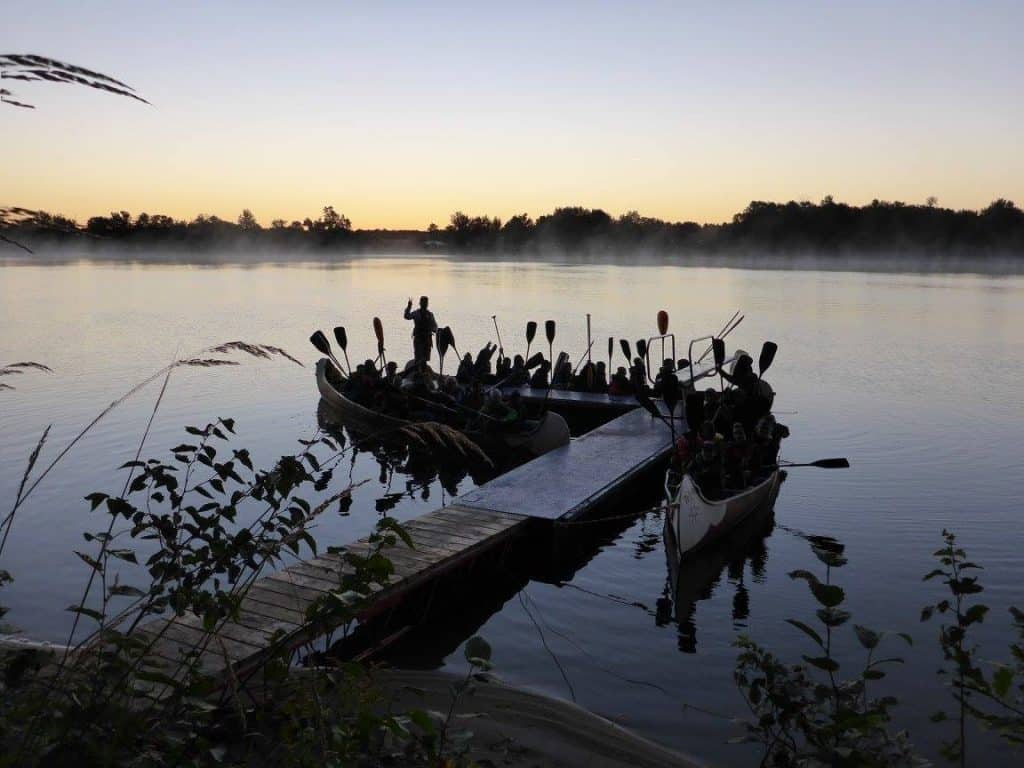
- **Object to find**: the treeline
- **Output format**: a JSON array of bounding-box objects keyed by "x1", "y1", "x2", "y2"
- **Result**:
[{"x1": 5, "y1": 198, "x2": 1024, "y2": 255}]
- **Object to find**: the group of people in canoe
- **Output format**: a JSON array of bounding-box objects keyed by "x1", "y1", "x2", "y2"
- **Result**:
[
  {"x1": 335, "y1": 296, "x2": 789, "y2": 486},
  {"x1": 670, "y1": 354, "x2": 789, "y2": 500}
]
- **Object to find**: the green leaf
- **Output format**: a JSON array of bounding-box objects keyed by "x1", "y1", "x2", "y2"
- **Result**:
[
  {"x1": 863, "y1": 669, "x2": 885, "y2": 680},
  {"x1": 963, "y1": 604, "x2": 989, "y2": 625},
  {"x1": 810, "y1": 582, "x2": 845, "y2": 608},
  {"x1": 108, "y1": 584, "x2": 146, "y2": 598},
  {"x1": 992, "y1": 666, "x2": 1013, "y2": 698},
  {"x1": 923, "y1": 568, "x2": 946, "y2": 581},
  {"x1": 65, "y1": 605, "x2": 104, "y2": 622},
  {"x1": 84, "y1": 492, "x2": 108, "y2": 510},
  {"x1": 785, "y1": 619, "x2": 823, "y2": 648},
  {"x1": 854, "y1": 625, "x2": 881, "y2": 650},
  {"x1": 802, "y1": 655, "x2": 839, "y2": 672}
]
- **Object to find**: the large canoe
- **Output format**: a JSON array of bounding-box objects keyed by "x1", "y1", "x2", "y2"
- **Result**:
[
  {"x1": 315, "y1": 358, "x2": 570, "y2": 459},
  {"x1": 665, "y1": 470, "x2": 781, "y2": 560}
]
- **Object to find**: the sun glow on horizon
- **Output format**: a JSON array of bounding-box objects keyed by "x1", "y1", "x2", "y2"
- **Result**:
[{"x1": 3, "y1": 2, "x2": 1022, "y2": 230}]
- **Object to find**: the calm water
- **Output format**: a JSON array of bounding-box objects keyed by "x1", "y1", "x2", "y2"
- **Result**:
[{"x1": 2, "y1": 256, "x2": 1023, "y2": 764}]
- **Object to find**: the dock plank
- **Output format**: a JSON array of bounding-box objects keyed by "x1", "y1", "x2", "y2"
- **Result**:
[{"x1": 454, "y1": 405, "x2": 674, "y2": 521}]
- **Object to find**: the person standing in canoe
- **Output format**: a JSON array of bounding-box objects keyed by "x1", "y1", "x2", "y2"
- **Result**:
[{"x1": 403, "y1": 295, "x2": 438, "y2": 365}]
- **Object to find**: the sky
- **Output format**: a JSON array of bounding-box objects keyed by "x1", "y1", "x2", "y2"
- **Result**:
[{"x1": 3, "y1": 1, "x2": 1022, "y2": 229}]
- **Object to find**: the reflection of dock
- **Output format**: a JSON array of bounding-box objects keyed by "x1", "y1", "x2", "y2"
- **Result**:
[{"x1": 140, "y1": 402, "x2": 677, "y2": 684}]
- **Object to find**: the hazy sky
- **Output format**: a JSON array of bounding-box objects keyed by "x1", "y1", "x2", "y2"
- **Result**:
[{"x1": 3, "y1": 1, "x2": 1022, "y2": 229}]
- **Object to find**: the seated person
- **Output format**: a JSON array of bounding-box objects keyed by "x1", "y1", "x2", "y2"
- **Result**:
[
  {"x1": 608, "y1": 366, "x2": 632, "y2": 395},
  {"x1": 529, "y1": 360, "x2": 550, "y2": 388}
]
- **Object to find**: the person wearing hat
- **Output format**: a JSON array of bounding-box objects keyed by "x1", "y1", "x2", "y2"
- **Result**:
[{"x1": 403, "y1": 295, "x2": 438, "y2": 365}]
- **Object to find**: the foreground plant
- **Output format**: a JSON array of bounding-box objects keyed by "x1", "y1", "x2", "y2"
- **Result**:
[
  {"x1": 733, "y1": 536, "x2": 921, "y2": 767},
  {"x1": 922, "y1": 530, "x2": 1024, "y2": 764}
]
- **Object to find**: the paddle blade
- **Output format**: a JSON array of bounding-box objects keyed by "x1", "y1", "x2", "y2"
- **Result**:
[
  {"x1": 657, "y1": 310, "x2": 669, "y2": 336},
  {"x1": 309, "y1": 330, "x2": 331, "y2": 357},
  {"x1": 525, "y1": 352, "x2": 545, "y2": 369},
  {"x1": 635, "y1": 389, "x2": 660, "y2": 418},
  {"x1": 333, "y1": 326, "x2": 348, "y2": 351},
  {"x1": 437, "y1": 326, "x2": 450, "y2": 357},
  {"x1": 619, "y1": 339, "x2": 631, "y2": 363},
  {"x1": 712, "y1": 337, "x2": 725, "y2": 368},
  {"x1": 545, "y1": 320, "x2": 556, "y2": 344},
  {"x1": 759, "y1": 341, "x2": 778, "y2": 377},
  {"x1": 662, "y1": 373, "x2": 681, "y2": 415},
  {"x1": 526, "y1": 320, "x2": 537, "y2": 344},
  {"x1": 373, "y1": 316, "x2": 384, "y2": 347},
  {"x1": 812, "y1": 458, "x2": 850, "y2": 469},
  {"x1": 637, "y1": 339, "x2": 648, "y2": 359}
]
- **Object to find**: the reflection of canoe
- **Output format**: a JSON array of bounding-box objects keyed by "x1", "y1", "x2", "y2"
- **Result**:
[
  {"x1": 315, "y1": 358, "x2": 570, "y2": 459},
  {"x1": 665, "y1": 470, "x2": 781, "y2": 559}
]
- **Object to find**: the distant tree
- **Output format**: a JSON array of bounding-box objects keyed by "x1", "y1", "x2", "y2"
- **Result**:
[
  {"x1": 500, "y1": 213, "x2": 534, "y2": 249},
  {"x1": 316, "y1": 206, "x2": 351, "y2": 232},
  {"x1": 926, "y1": 196, "x2": 938, "y2": 208},
  {"x1": 270, "y1": 219, "x2": 287, "y2": 230},
  {"x1": 237, "y1": 209, "x2": 260, "y2": 230}
]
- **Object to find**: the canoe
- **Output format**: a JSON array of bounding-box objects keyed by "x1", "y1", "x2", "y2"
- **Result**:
[
  {"x1": 665, "y1": 469, "x2": 781, "y2": 560},
  {"x1": 315, "y1": 358, "x2": 570, "y2": 459}
]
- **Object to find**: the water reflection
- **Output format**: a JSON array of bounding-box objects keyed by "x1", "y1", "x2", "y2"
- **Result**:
[
  {"x1": 662, "y1": 482, "x2": 781, "y2": 653},
  {"x1": 316, "y1": 400, "x2": 498, "y2": 504}
]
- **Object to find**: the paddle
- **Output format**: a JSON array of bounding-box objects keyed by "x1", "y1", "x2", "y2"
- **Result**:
[
  {"x1": 775, "y1": 458, "x2": 850, "y2": 469},
  {"x1": 657, "y1": 310, "x2": 669, "y2": 336},
  {"x1": 525, "y1": 351, "x2": 545, "y2": 370},
  {"x1": 445, "y1": 326, "x2": 460, "y2": 359},
  {"x1": 492, "y1": 315, "x2": 504, "y2": 360},
  {"x1": 525, "y1": 321, "x2": 537, "y2": 361},
  {"x1": 309, "y1": 330, "x2": 345, "y2": 375},
  {"x1": 571, "y1": 341, "x2": 596, "y2": 377},
  {"x1": 661, "y1": 372, "x2": 681, "y2": 443},
  {"x1": 437, "y1": 325, "x2": 451, "y2": 375},
  {"x1": 332, "y1": 326, "x2": 352, "y2": 375},
  {"x1": 698, "y1": 313, "x2": 744, "y2": 364},
  {"x1": 635, "y1": 389, "x2": 673, "y2": 430},
  {"x1": 655, "y1": 313, "x2": 671, "y2": 372},
  {"x1": 373, "y1": 317, "x2": 386, "y2": 371},
  {"x1": 758, "y1": 341, "x2": 778, "y2": 379},
  {"x1": 619, "y1": 338, "x2": 632, "y2": 365},
  {"x1": 586, "y1": 313, "x2": 592, "y2": 364},
  {"x1": 545, "y1": 320, "x2": 556, "y2": 368},
  {"x1": 712, "y1": 337, "x2": 726, "y2": 392},
  {"x1": 607, "y1": 336, "x2": 614, "y2": 373},
  {"x1": 637, "y1": 338, "x2": 650, "y2": 383}
]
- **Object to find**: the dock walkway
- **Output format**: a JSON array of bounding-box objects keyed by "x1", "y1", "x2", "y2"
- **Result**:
[{"x1": 139, "y1": 403, "x2": 678, "y2": 683}]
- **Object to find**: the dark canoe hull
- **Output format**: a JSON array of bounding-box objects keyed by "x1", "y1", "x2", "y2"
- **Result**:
[
  {"x1": 666, "y1": 470, "x2": 781, "y2": 560},
  {"x1": 315, "y1": 358, "x2": 569, "y2": 458}
]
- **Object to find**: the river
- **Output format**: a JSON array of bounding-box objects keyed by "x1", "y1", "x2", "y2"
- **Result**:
[{"x1": 2, "y1": 255, "x2": 1022, "y2": 764}]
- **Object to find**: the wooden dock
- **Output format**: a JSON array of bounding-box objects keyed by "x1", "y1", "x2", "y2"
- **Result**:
[{"x1": 136, "y1": 402, "x2": 679, "y2": 684}]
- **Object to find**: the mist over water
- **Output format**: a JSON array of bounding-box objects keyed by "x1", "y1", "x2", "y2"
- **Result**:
[{"x1": 2, "y1": 253, "x2": 1022, "y2": 764}]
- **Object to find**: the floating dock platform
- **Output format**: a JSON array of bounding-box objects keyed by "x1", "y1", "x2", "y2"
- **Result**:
[{"x1": 138, "y1": 401, "x2": 678, "y2": 685}]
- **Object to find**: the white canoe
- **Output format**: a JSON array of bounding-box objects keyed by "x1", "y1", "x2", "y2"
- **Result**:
[
  {"x1": 315, "y1": 358, "x2": 570, "y2": 459},
  {"x1": 666, "y1": 470, "x2": 781, "y2": 559}
]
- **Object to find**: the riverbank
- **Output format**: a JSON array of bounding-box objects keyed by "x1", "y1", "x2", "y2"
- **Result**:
[{"x1": 371, "y1": 668, "x2": 705, "y2": 768}]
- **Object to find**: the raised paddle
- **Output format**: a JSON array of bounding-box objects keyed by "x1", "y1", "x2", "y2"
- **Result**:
[
  {"x1": 437, "y1": 325, "x2": 451, "y2": 375},
  {"x1": 607, "y1": 336, "x2": 614, "y2": 372},
  {"x1": 525, "y1": 351, "x2": 545, "y2": 369},
  {"x1": 444, "y1": 326, "x2": 460, "y2": 359},
  {"x1": 657, "y1": 309, "x2": 669, "y2": 336},
  {"x1": 758, "y1": 341, "x2": 778, "y2": 379},
  {"x1": 586, "y1": 313, "x2": 592, "y2": 364},
  {"x1": 712, "y1": 337, "x2": 726, "y2": 392},
  {"x1": 373, "y1": 317, "x2": 386, "y2": 371},
  {"x1": 620, "y1": 338, "x2": 632, "y2": 365},
  {"x1": 657, "y1": 309, "x2": 669, "y2": 368},
  {"x1": 492, "y1": 315, "x2": 504, "y2": 360},
  {"x1": 310, "y1": 330, "x2": 345, "y2": 375},
  {"x1": 332, "y1": 326, "x2": 352, "y2": 375},
  {"x1": 635, "y1": 389, "x2": 674, "y2": 430},
  {"x1": 775, "y1": 458, "x2": 850, "y2": 469},
  {"x1": 637, "y1": 338, "x2": 650, "y2": 382},
  {"x1": 525, "y1": 321, "x2": 537, "y2": 361},
  {"x1": 545, "y1": 320, "x2": 556, "y2": 367}
]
